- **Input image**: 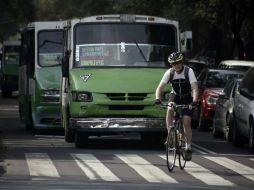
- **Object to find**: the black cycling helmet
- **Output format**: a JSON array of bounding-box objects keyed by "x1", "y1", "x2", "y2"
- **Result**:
[{"x1": 168, "y1": 52, "x2": 184, "y2": 64}]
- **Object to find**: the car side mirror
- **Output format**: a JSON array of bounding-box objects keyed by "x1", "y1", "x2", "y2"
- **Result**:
[{"x1": 218, "y1": 92, "x2": 227, "y2": 99}]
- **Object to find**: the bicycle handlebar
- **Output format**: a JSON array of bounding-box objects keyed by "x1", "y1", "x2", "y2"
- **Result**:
[{"x1": 159, "y1": 103, "x2": 197, "y2": 110}]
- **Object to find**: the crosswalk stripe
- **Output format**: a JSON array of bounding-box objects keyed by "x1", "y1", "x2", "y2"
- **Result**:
[
  {"x1": 205, "y1": 156, "x2": 254, "y2": 182},
  {"x1": 25, "y1": 153, "x2": 60, "y2": 178},
  {"x1": 159, "y1": 155, "x2": 234, "y2": 186},
  {"x1": 71, "y1": 154, "x2": 121, "y2": 182},
  {"x1": 116, "y1": 154, "x2": 178, "y2": 183}
]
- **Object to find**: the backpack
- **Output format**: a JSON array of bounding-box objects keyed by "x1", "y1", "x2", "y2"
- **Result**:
[{"x1": 167, "y1": 66, "x2": 190, "y2": 84}]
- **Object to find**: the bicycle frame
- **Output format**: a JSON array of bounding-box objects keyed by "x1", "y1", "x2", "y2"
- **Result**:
[{"x1": 161, "y1": 103, "x2": 191, "y2": 172}]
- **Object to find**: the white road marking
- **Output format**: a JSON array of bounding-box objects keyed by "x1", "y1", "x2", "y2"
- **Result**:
[
  {"x1": 205, "y1": 156, "x2": 254, "y2": 182},
  {"x1": 72, "y1": 154, "x2": 121, "y2": 182},
  {"x1": 25, "y1": 153, "x2": 60, "y2": 178},
  {"x1": 116, "y1": 154, "x2": 178, "y2": 183},
  {"x1": 192, "y1": 143, "x2": 216, "y2": 155},
  {"x1": 159, "y1": 155, "x2": 234, "y2": 186}
]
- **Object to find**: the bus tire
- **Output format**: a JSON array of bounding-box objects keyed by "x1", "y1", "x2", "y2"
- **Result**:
[
  {"x1": 25, "y1": 103, "x2": 34, "y2": 130},
  {"x1": 1, "y1": 86, "x2": 12, "y2": 97},
  {"x1": 75, "y1": 132, "x2": 88, "y2": 148},
  {"x1": 65, "y1": 126, "x2": 75, "y2": 142}
]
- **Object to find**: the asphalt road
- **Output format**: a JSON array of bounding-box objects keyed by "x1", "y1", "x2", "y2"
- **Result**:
[{"x1": 0, "y1": 94, "x2": 254, "y2": 190}]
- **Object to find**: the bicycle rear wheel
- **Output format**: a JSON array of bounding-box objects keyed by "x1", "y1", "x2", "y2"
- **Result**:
[
  {"x1": 179, "y1": 135, "x2": 187, "y2": 169},
  {"x1": 166, "y1": 128, "x2": 177, "y2": 172}
]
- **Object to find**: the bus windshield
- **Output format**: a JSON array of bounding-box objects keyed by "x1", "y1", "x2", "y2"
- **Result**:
[
  {"x1": 38, "y1": 30, "x2": 63, "y2": 67},
  {"x1": 4, "y1": 46, "x2": 20, "y2": 65},
  {"x1": 74, "y1": 23, "x2": 177, "y2": 68}
]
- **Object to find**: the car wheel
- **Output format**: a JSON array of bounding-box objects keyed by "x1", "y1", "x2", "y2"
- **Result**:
[
  {"x1": 225, "y1": 114, "x2": 233, "y2": 142},
  {"x1": 232, "y1": 117, "x2": 244, "y2": 147},
  {"x1": 249, "y1": 121, "x2": 254, "y2": 153},
  {"x1": 212, "y1": 124, "x2": 222, "y2": 138}
]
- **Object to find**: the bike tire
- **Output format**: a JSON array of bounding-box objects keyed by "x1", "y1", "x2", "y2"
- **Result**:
[
  {"x1": 178, "y1": 135, "x2": 187, "y2": 170},
  {"x1": 166, "y1": 128, "x2": 177, "y2": 172}
]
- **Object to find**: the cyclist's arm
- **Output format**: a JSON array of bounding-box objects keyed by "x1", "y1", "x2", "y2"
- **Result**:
[
  {"x1": 191, "y1": 82, "x2": 199, "y2": 102},
  {"x1": 156, "y1": 69, "x2": 171, "y2": 100},
  {"x1": 155, "y1": 81, "x2": 166, "y2": 100},
  {"x1": 188, "y1": 68, "x2": 199, "y2": 103}
]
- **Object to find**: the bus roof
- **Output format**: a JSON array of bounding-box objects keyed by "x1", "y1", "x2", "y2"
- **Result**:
[
  {"x1": 21, "y1": 21, "x2": 64, "y2": 32},
  {"x1": 65, "y1": 14, "x2": 178, "y2": 27}
]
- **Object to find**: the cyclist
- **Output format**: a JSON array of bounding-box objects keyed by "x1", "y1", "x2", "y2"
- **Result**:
[{"x1": 155, "y1": 52, "x2": 199, "y2": 161}]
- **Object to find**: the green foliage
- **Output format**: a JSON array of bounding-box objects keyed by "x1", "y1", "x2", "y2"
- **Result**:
[{"x1": 0, "y1": 0, "x2": 253, "y2": 60}]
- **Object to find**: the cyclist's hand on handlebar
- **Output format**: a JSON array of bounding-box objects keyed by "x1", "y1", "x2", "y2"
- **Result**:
[
  {"x1": 168, "y1": 102, "x2": 176, "y2": 107},
  {"x1": 154, "y1": 99, "x2": 162, "y2": 105}
]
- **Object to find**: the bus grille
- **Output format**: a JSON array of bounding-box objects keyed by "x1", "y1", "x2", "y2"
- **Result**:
[
  {"x1": 106, "y1": 93, "x2": 147, "y2": 101},
  {"x1": 109, "y1": 105, "x2": 144, "y2": 110}
]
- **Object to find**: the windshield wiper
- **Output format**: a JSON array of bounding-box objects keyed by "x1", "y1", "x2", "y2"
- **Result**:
[{"x1": 134, "y1": 40, "x2": 148, "y2": 62}]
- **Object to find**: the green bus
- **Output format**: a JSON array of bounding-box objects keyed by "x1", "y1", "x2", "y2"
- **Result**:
[
  {"x1": 0, "y1": 41, "x2": 21, "y2": 97},
  {"x1": 19, "y1": 21, "x2": 64, "y2": 130},
  {"x1": 61, "y1": 15, "x2": 180, "y2": 147}
]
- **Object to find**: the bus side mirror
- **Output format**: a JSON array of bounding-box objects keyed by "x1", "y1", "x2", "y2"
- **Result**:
[{"x1": 62, "y1": 50, "x2": 70, "y2": 78}]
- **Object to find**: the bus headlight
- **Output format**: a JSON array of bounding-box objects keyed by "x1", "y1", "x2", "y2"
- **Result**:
[
  {"x1": 72, "y1": 91, "x2": 93, "y2": 102},
  {"x1": 41, "y1": 90, "x2": 60, "y2": 103}
]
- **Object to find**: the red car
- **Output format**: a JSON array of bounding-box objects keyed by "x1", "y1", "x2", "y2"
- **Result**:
[{"x1": 195, "y1": 69, "x2": 244, "y2": 131}]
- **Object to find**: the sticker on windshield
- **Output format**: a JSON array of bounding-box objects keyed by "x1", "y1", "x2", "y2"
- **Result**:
[
  {"x1": 120, "y1": 42, "x2": 125, "y2": 53},
  {"x1": 78, "y1": 46, "x2": 104, "y2": 66},
  {"x1": 76, "y1": 46, "x2": 80, "y2": 62}
]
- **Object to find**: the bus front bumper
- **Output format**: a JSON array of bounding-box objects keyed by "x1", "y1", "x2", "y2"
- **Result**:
[{"x1": 69, "y1": 117, "x2": 166, "y2": 132}]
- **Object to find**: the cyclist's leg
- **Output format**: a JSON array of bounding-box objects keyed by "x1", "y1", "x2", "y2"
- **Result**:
[
  {"x1": 183, "y1": 115, "x2": 192, "y2": 147},
  {"x1": 166, "y1": 106, "x2": 174, "y2": 131},
  {"x1": 182, "y1": 110, "x2": 193, "y2": 161}
]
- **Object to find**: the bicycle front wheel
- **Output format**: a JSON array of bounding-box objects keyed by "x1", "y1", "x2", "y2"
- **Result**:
[
  {"x1": 166, "y1": 128, "x2": 177, "y2": 172},
  {"x1": 178, "y1": 135, "x2": 187, "y2": 170}
]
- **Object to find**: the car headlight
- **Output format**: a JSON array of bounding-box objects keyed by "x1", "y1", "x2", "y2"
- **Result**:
[
  {"x1": 72, "y1": 91, "x2": 93, "y2": 102},
  {"x1": 41, "y1": 89, "x2": 60, "y2": 103},
  {"x1": 205, "y1": 95, "x2": 218, "y2": 105}
]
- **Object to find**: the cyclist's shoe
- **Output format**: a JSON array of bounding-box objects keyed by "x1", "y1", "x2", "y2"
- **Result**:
[{"x1": 184, "y1": 148, "x2": 192, "y2": 161}]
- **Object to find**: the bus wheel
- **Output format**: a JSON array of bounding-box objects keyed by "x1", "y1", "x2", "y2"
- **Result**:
[
  {"x1": 26, "y1": 104, "x2": 34, "y2": 130},
  {"x1": 1, "y1": 86, "x2": 12, "y2": 97},
  {"x1": 75, "y1": 132, "x2": 88, "y2": 148},
  {"x1": 65, "y1": 126, "x2": 75, "y2": 142},
  {"x1": 64, "y1": 109, "x2": 74, "y2": 142}
]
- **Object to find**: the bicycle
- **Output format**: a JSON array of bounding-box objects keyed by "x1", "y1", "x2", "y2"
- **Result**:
[{"x1": 160, "y1": 103, "x2": 194, "y2": 172}]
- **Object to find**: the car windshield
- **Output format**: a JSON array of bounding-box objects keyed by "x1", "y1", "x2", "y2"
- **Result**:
[
  {"x1": 74, "y1": 23, "x2": 177, "y2": 68},
  {"x1": 206, "y1": 71, "x2": 243, "y2": 88},
  {"x1": 38, "y1": 30, "x2": 63, "y2": 67},
  {"x1": 4, "y1": 46, "x2": 20, "y2": 65}
]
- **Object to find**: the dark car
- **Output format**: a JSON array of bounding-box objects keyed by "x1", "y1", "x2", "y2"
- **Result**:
[
  {"x1": 194, "y1": 68, "x2": 244, "y2": 131},
  {"x1": 232, "y1": 67, "x2": 254, "y2": 153},
  {"x1": 212, "y1": 79, "x2": 242, "y2": 141},
  {"x1": 184, "y1": 59, "x2": 208, "y2": 77}
]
